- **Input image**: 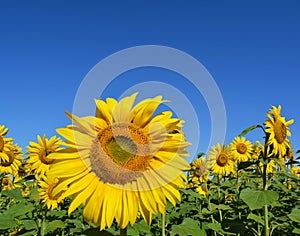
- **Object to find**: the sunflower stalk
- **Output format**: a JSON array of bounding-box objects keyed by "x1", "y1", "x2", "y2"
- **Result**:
[
  {"x1": 162, "y1": 213, "x2": 166, "y2": 236},
  {"x1": 262, "y1": 134, "x2": 270, "y2": 236},
  {"x1": 120, "y1": 226, "x2": 127, "y2": 236}
]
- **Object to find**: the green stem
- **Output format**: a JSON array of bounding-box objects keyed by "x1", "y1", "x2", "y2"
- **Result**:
[
  {"x1": 217, "y1": 176, "x2": 223, "y2": 222},
  {"x1": 262, "y1": 135, "x2": 269, "y2": 236},
  {"x1": 41, "y1": 208, "x2": 47, "y2": 236},
  {"x1": 120, "y1": 226, "x2": 127, "y2": 236},
  {"x1": 162, "y1": 214, "x2": 166, "y2": 236}
]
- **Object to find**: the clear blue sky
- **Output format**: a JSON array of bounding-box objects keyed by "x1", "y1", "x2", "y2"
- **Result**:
[{"x1": 1, "y1": 1, "x2": 300, "y2": 160}]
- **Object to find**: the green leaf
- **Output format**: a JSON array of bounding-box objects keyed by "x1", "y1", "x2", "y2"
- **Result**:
[
  {"x1": 2, "y1": 202, "x2": 35, "y2": 217},
  {"x1": 240, "y1": 189, "x2": 279, "y2": 210},
  {"x1": 0, "y1": 216, "x2": 18, "y2": 230},
  {"x1": 1, "y1": 188, "x2": 23, "y2": 201},
  {"x1": 238, "y1": 161, "x2": 255, "y2": 170},
  {"x1": 171, "y1": 218, "x2": 205, "y2": 236},
  {"x1": 17, "y1": 230, "x2": 38, "y2": 236},
  {"x1": 83, "y1": 228, "x2": 113, "y2": 235},
  {"x1": 133, "y1": 220, "x2": 151, "y2": 234},
  {"x1": 238, "y1": 125, "x2": 260, "y2": 137},
  {"x1": 288, "y1": 208, "x2": 300, "y2": 223},
  {"x1": 45, "y1": 220, "x2": 65, "y2": 233},
  {"x1": 247, "y1": 213, "x2": 265, "y2": 225},
  {"x1": 221, "y1": 218, "x2": 245, "y2": 234},
  {"x1": 47, "y1": 209, "x2": 67, "y2": 218},
  {"x1": 293, "y1": 228, "x2": 300, "y2": 234},
  {"x1": 22, "y1": 220, "x2": 37, "y2": 230}
]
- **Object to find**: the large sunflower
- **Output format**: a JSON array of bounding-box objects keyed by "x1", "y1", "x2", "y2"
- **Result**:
[
  {"x1": 49, "y1": 93, "x2": 190, "y2": 230},
  {"x1": 38, "y1": 177, "x2": 64, "y2": 210},
  {"x1": 26, "y1": 135, "x2": 62, "y2": 178},
  {"x1": 0, "y1": 144, "x2": 23, "y2": 175},
  {"x1": 230, "y1": 136, "x2": 253, "y2": 162},
  {"x1": 0, "y1": 125, "x2": 14, "y2": 162},
  {"x1": 264, "y1": 106, "x2": 294, "y2": 157},
  {"x1": 208, "y1": 144, "x2": 236, "y2": 177}
]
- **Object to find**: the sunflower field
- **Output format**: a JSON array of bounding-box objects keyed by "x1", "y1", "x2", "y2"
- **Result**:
[{"x1": 0, "y1": 94, "x2": 299, "y2": 236}]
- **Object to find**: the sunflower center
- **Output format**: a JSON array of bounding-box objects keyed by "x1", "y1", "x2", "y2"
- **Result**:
[
  {"x1": 0, "y1": 136, "x2": 4, "y2": 152},
  {"x1": 106, "y1": 136, "x2": 137, "y2": 165},
  {"x1": 195, "y1": 165, "x2": 206, "y2": 177},
  {"x1": 216, "y1": 153, "x2": 228, "y2": 167},
  {"x1": 236, "y1": 143, "x2": 247, "y2": 154},
  {"x1": 1, "y1": 153, "x2": 14, "y2": 167},
  {"x1": 274, "y1": 119, "x2": 287, "y2": 144},
  {"x1": 2, "y1": 178, "x2": 10, "y2": 185},
  {"x1": 90, "y1": 124, "x2": 152, "y2": 185},
  {"x1": 47, "y1": 181, "x2": 62, "y2": 200},
  {"x1": 40, "y1": 149, "x2": 54, "y2": 164}
]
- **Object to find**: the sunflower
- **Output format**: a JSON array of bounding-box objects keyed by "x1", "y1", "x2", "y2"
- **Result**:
[
  {"x1": 0, "y1": 125, "x2": 14, "y2": 162},
  {"x1": 0, "y1": 144, "x2": 23, "y2": 175},
  {"x1": 264, "y1": 105, "x2": 294, "y2": 157},
  {"x1": 291, "y1": 167, "x2": 300, "y2": 178},
  {"x1": 195, "y1": 185, "x2": 207, "y2": 196},
  {"x1": 251, "y1": 141, "x2": 264, "y2": 160},
  {"x1": 49, "y1": 93, "x2": 190, "y2": 230},
  {"x1": 230, "y1": 136, "x2": 253, "y2": 162},
  {"x1": 38, "y1": 177, "x2": 64, "y2": 210},
  {"x1": 26, "y1": 135, "x2": 62, "y2": 178},
  {"x1": 189, "y1": 157, "x2": 210, "y2": 184},
  {"x1": 208, "y1": 144, "x2": 236, "y2": 177},
  {"x1": 1, "y1": 175, "x2": 13, "y2": 190}
]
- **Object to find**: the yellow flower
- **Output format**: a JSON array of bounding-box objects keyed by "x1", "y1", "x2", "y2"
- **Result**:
[
  {"x1": 230, "y1": 136, "x2": 253, "y2": 162},
  {"x1": 189, "y1": 157, "x2": 210, "y2": 183},
  {"x1": 251, "y1": 141, "x2": 264, "y2": 160},
  {"x1": 291, "y1": 167, "x2": 300, "y2": 178},
  {"x1": 0, "y1": 144, "x2": 23, "y2": 175},
  {"x1": 208, "y1": 144, "x2": 236, "y2": 177},
  {"x1": 195, "y1": 185, "x2": 207, "y2": 196},
  {"x1": 49, "y1": 93, "x2": 190, "y2": 230},
  {"x1": 38, "y1": 177, "x2": 64, "y2": 210},
  {"x1": 1, "y1": 175, "x2": 13, "y2": 190},
  {"x1": 264, "y1": 106, "x2": 293, "y2": 157},
  {"x1": 0, "y1": 125, "x2": 14, "y2": 162},
  {"x1": 26, "y1": 135, "x2": 62, "y2": 178}
]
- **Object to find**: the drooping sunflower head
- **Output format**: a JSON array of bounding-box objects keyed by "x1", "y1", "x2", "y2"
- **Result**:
[
  {"x1": 26, "y1": 135, "x2": 62, "y2": 178},
  {"x1": 50, "y1": 93, "x2": 190, "y2": 230},
  {"x1": 0, "y1": 144, "x2": 23, "y2": 176},
  {"x1": 189, "y1": 157, "x2": 210, "y2": 184},
  {"x1": 38, "y1": 177, "x2": 64, "y2": 210},
  {"x1": 230, "y1": 136, "x2": 253, "y2": 162},
  {"x1": 208, "y1": 144, "x2": 236, "y2": 177},
  {"x1": 264, "y1": 105, "x2": 294, "y2": 157},
  {"x1": 251, "y1": 141, "x2": 264, "y2": 160}
]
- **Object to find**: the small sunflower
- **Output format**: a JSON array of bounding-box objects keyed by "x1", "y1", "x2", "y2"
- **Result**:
[
  {"x1": 291, "y1": 167, "x2": 300, "y2": 178},
  {"x1": 264, "y1": 105, "x2": 294, "y2": 157},
  {"x1": 49, "y1": 93, "x2": 190, "y2": 230},
  {"x1": 26, "y1": 135, "x2": 62, "y2": 178},
  {"x1": 230, "y1": 136, "x2": 253, "y2": 162},
  {"x1": 38, "y1": 177, "x2": 64, "y2": 210},
  {"x1": 189, "y1": 157, "x2": 210, "y2": 184},
  {"x1": 208, "y1": 144, "x2": 236, "y2": 177},
  {"x1": 1, "y1": 175, "x2": 13, "y2": 190},
  {"x1": 0, "y1": 144, "x2": 23, "y2": 175},
  {"x1": 0, "y1": 125, "x2": 14, "y2": 162},
  {"x1": 195, "y1": 185, "x2": 207, "y2": 196}
]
